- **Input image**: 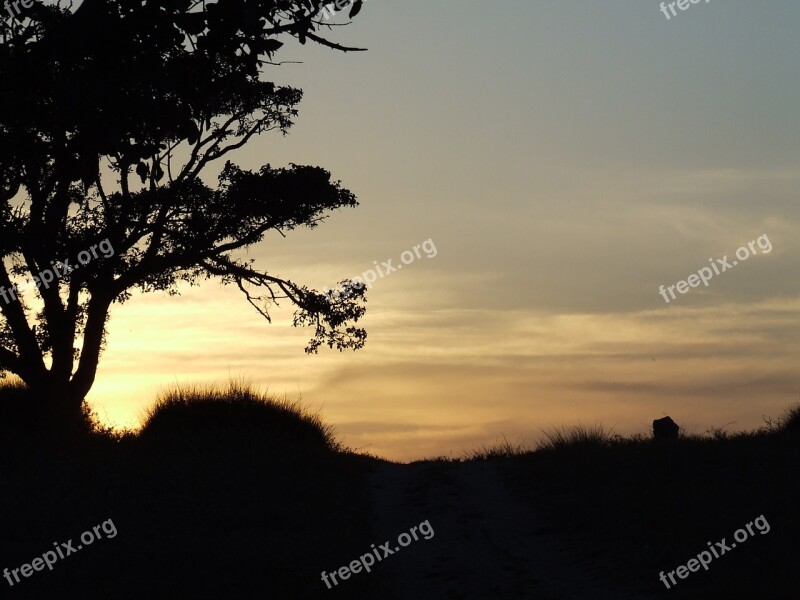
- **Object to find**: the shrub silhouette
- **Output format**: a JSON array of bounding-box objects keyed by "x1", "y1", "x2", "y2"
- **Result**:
[
  {"x1": 778, "y1": 403, "x2": 800, "y2": 434},
  {"x1": 0, "y1": 380, "x2": 378, "y2": 599},
  {"x1": 2, "y1": 384, "x2": 797, "y2": 598},
  {"x1": 0, "y1": 378, "x2": 106, "y2": 443},
  {"x1": 535, "y1": 423, "x2": 615, "y2": 452},
  {"x1": 138, "y1": 381, "x2": 338, "y2": 454}
]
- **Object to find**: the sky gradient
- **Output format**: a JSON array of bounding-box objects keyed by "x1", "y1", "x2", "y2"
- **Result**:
[{"x1": 85, "y1": 1, "x2": 800, "y2": 460}]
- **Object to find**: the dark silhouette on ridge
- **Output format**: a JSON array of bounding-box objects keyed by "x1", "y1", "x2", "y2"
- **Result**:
[{"x1": 653, "y1": 415, "x2": 680, "y2": 440}]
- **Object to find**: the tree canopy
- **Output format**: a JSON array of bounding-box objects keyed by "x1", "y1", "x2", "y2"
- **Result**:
[{"x1": 0, "y1": 0, "x2": 368, "y2": 412}]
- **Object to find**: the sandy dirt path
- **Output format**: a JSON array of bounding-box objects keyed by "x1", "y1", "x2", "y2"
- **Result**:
[{"x1": 366, "y1": 460, "x2": 654, "y2": 600}]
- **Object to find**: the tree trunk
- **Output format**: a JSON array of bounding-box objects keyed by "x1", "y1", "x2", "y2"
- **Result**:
[
  {"x1": 16, "y1": 292, "x2": 112, "y2": 434},
  {"x1": 67, "y1": 291, "x2": 113, "y2": 406}
]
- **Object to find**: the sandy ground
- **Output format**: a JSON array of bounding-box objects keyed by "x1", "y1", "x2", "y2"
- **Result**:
[{"x1": 366, "y1": 460, "x2": 654, "y2": 600}]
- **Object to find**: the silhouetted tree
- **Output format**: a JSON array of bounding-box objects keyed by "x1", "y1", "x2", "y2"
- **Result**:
[{"x1": 0, "y1": 0, "x2": 368, "y2": 418}]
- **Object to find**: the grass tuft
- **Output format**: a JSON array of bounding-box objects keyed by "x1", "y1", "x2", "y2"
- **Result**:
[
  {"x1": 535, "y1": 423, "x2": 616, "y2": 452},
  {"x1": 139, "y1": 379, "x2": 340, "y2": 453},
  {"x1": 778, "y1": 403, "x2": 800, "y2": 434},
  {"x1": 465, "y1": 435, "x2": 531, "y2": 461}
]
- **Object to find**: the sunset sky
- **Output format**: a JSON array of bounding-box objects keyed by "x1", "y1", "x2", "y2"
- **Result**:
[{"x1": 87, "y1": 1, "x2": 800, "y2": 461}]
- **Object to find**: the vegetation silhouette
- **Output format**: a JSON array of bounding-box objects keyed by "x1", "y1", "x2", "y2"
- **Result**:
[
  {"x1": 138, "y1": 380, "x2": 339, "y2": 452},
  {"x1": 0, "y1": 3, "x2": 380, "y2": 596},
  {"x1": 0, "y1": 0, "x2": 368, "y2": 423},
  {"x1": 2, "y1": 378, "x2": 797, "y2": 598},
  {"x1": 0, "y1": 380, "x2": 385, "y2": 599},
  {"x1": 459, "y1": 406, "x2": 800, "y2": 599},
  {"x1": 1, "y1": 3, "x2": 796, "y2": 599}
]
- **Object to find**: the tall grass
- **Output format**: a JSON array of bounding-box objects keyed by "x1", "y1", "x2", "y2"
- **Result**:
[
  {"x1": 464, "y1": 435, "x2": 531, "y2": 461},
  {"x1": 775, "y1": 403, "x2": 800, "y2": 434},
  {"x1": 535, "y1": 423, "x2": 616, "y2": 452},
  {"x1": 139, "y1": 379, "x2": 341, "y2": 452},
  {"x1": 462, "y1": 425, "x2": 616, "y2": 461},
  {"x1": 462, "y1": 403, "x2": 800, "y2": 461}
]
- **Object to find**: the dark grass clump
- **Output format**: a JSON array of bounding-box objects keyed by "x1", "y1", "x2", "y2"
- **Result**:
[
  {"x1": 0, "y1": 378, "x2": 381, "y2": 600},
  {"x1": 138, "y1": 380, "x2": 339, "y2": 454},
  {"x1": 464, "y1": 435, "x2": 530, "y2": 461},
  {"x1": 460, "y1": 425, "x2": 615, "y2": 461},
  {"x1": 777, "y1": 403, "x2": 800, "y2": 434},
  {"x1": 125, "y1": 381, "x2": 378, "y2": 599},
  {"x1": 535, "y1": 423, "x2": 616, "y2": 452}
]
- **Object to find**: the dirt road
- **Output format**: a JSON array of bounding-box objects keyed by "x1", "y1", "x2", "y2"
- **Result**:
[{"x1": 366, "y1": 460, "x2": 653, "y2": 600}]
